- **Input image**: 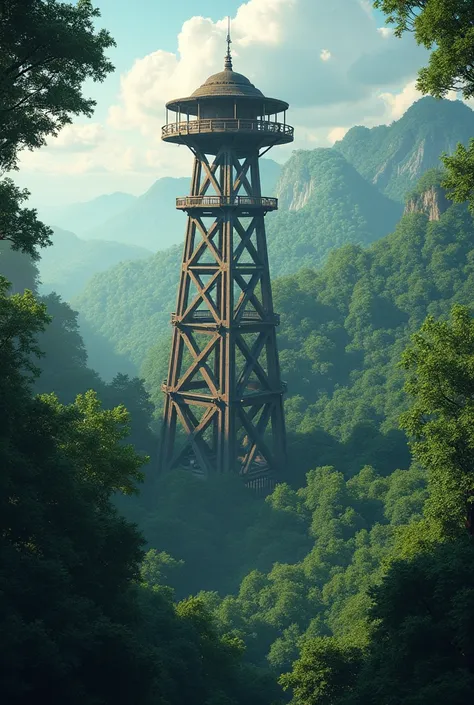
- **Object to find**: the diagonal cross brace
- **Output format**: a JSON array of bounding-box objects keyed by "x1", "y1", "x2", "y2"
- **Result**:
[
  {"x1": 236, "y1": 331, "x2": 270, "y2": 394},
  {"x1": 173, "y1": 402, "x2": 216, "y2": 471},
  {"x1": 238, "y1": 403, "x2": 275, "y2": 469},
  {"x1": 188, "y1": 217, "x2": 222, "y2": 266},
  {"x1": 234, "y1": 271, "x2": 266, "y2": 321},
  {"x1": 198, "y1": 148, "x2": 224, "y2": 197},
  {"x1": 233, "y1": 218, "x2": 261, "y2": 266},
  {"x1": 177, "y1": 332, "x2": 220, "y2": 396},
  {"x1": 241, "y1": 403, "x2": 273, "y2": 474}
]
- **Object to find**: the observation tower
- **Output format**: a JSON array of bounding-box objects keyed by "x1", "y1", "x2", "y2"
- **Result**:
[{"x1": 159, "y1": 24, "x2": 294, "y2": 490}]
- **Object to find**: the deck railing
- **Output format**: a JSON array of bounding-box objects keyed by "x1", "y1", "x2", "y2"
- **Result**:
[
  {"x1": 162, "y1": 118, "x2": 294, "y2": 139},
  {"x1": 176, "y1": 195, "x2": 277, "y2": 209}
]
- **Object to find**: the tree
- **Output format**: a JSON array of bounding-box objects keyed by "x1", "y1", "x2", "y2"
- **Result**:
[
  {"x1": 0, "y1": 276, "x2": 157, "y2": 705},
  {"x1": 0, "y1": 0, "x2": 115, "y2": 172},
  {"x1": 0, "y1": 0, "x2": 114, "y2": 258},
  {"x1": 0, "y1": 179, "x2": 52, "y2": 258},
  {"x1": 374, "y1": 0, "x2": 474, "y2": 211},
  {"x1": 374, "y1": 0, "x2": 474, "y2": 99},
  {"x1": 279, "y1": 637, "x2": 361, "y2": 705},
  {"x1": 441, "y1": 139, "x2": 474, "y2": 215},
  {"x1": 400, "y1": 305, "x2": 474, "y2": 536},
  {"x1": 337, "y1": 539, "x2": 474, "y2": 705}
]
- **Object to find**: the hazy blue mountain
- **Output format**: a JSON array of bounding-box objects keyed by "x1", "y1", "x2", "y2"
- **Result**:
[
  {"x1": 82, "y1": 158, "x2": 282, "y2": 251},
  {"x1": 333, "y1": 96, "x2": 474, "y2": 202},
  {"x1": 38, "y1": 227, "x2": 152, "y2": 300},
  {"x1": 259, "y1": 157, "x2": 282, "y2": 195},
  {"x1": 38, "y1": 191, "x2": 136, "y2": 236},
  {"x1": 85, "y1": 177, "x2": 190, "y2": 251}
]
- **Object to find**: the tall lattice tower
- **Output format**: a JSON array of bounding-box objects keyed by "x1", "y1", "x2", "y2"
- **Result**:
[{"x1": 159, "y1": 27, "x2": 294, "y2": 489}]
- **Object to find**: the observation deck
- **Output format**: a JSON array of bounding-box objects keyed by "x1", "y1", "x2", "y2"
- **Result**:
[
  {"x1": 175, "y1": 195, "x2": 278, "y2": 215},
  {"x1": 162, "y1": 118, "x2": 293, "y2": 154}
]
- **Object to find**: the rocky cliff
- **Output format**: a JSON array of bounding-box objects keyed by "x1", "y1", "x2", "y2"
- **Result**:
[{"x1": 404, "y1": 184, "x2": 451, "y2": 221}]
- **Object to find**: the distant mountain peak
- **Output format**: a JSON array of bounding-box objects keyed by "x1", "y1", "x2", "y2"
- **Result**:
[{"x1": 334, "y1": 96, "x2": 474, "y2": 202}]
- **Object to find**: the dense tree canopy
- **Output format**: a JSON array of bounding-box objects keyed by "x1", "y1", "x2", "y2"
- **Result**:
[
  {"x1": 442, "y1": 139, "x2": 474, "y2": 215},
  {"x1": 0, "y1": 275, "x2": 151, "y2": 704},
  {"x1": 279, "y1": 304, "x2": 474, "y2": 705},
  {"x1": 400, "y1": 305, "x2": 474, "y2": 536},
  {"x1": 0, "y1": 179, "x2": 52, "y2": 258},
  {"x1": 374, "y1": 0, "x2": 474, "y2": 98}
]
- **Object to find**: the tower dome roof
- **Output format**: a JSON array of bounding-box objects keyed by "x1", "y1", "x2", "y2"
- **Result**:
[
  {"x1": 191, "y1": 68, "x2": 265, "y2": 99},
  {"x1": 165, "y1": 21, "x2": 288, "y2": 116}
]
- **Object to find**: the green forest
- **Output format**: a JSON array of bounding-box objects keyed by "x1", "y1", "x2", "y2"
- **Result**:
[{"x1": 3, "y1": 1, "x2": 474, "y2": 704}]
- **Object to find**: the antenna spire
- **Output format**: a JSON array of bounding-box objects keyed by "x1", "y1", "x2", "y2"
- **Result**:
[{"x1": 225, "y1": 16, "x2": 233, "y2": 70}]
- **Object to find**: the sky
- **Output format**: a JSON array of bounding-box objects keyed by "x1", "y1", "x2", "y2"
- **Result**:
[{"x1": 13, "y1": 0, "x2": 455, "y2": 207}]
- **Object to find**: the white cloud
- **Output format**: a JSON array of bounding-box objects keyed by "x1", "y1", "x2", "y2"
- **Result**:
[
  {"x1": 377, "y1": 27, "x2": 393, "y2": 38},
  {"x1": 47, "y1": 123, "x2": 105, "y2": 151},
  {"x1": 380, "y1": 80, "x2": 459, "y2": 120},
  {"x1": 327, "y1": 126, "x2": 350, "y2": 144},
  {"x1": 380, "y1": 80, "x2": 422, "y2": 120},
  {"x1": 358, "y1": 0, "x2": 373, "y2": 18},
  {"x1": 108, "y1": 0, "x2": 427, "y2": 136}
]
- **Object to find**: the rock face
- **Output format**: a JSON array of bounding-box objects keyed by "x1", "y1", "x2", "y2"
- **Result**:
[
  {"x1": 404, "y1": 184, "x2": 451, "y2": 221},
  {"x1": 277, "y1": 165, "x2": 314, "y2": 211}
]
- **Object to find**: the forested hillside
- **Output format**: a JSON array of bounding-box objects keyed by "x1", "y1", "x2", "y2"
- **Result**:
[
  {"x1": 136, "y1": 174, "x2": 473, "y2": 538},
  {"x1": 268, "y1": 148, "x2": 402, "y2": 276},
  {"x1": 123, "y1": 182, "x2": 474, "y2": 703},
  {"x1": 334, "y1": 96, "x2": 474, "y2": 201},
  {"x1": 84, "y1": 159, "x2": 281, "y2": 249}
]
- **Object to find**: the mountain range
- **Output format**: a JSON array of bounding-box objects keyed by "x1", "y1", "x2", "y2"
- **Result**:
[
  {"x1": 71, "y1": 97, "x2": 474, "y2": 375},
  {"x1": 69, "y1": 148, "x2": 401, "y2": 368},
  {"x1": 38, "y1": 227, "x2": 152, "y2": 300},
  {"x1": 39, "y1": 158, "x2": 282, "y2": 249},
  {"x1": 37, "y1": 191, "x2": 137, "y2": 236}
]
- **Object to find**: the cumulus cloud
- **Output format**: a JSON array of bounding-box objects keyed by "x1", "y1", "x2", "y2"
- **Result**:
[
  {"x1": 377, "y1": 27, "x2": 393, "y2": 38},
  {"x1": 380, "y1": 80, "x2": 422, "y2": 120},
  {"x1": 47, "y1": 123, "x2": 105, "y2": 151},
  {"x1": 380, "y1": 80, "x2": 459, "y2": 120},
  {"x1": 327, "y1": 126, "x2": 350, "y2": 144}
]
